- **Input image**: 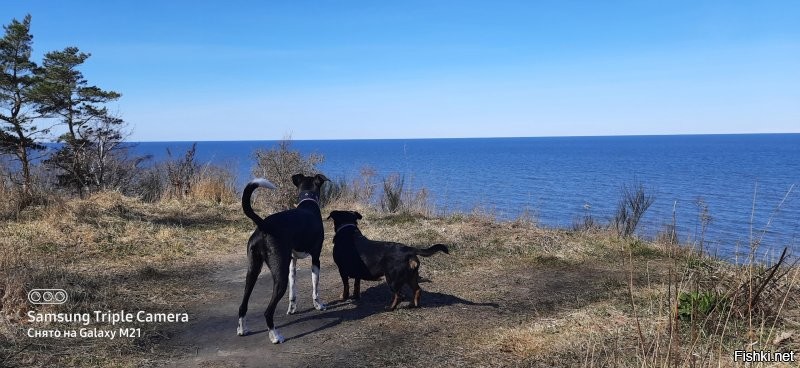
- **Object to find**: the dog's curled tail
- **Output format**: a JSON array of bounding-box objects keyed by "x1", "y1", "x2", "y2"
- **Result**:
[
  {"x1": 242, "y1": 178, "x2": 277, "y2": 227},
  {"x1": 416, "y1": 244, "x2": 449, "y2": 257}
]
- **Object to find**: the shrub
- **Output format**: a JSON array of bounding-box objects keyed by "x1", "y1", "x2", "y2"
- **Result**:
[
  {"x1": 319, "y1": 176, "x2": 348, "y2": 208},
  {"x1": 381, "y1": 173, "x2": 404, "y2": 213},
  {"x1": 0, "y1": 165, "x2": 22, "y2": 219},
  {"x1": 252, "y1": 138, "x2": 324, "y2": 210},
  {"x1": 612, "y1": 181, "x2": 655, "y2": 237},
  {"x1": 163, "y1": 143, "x2": 198, "y2": 200},
  {"x1": 130, "y1": 166, "x2": 164, "y2": 203},
  {"x1": 571, "y1": 202, "x2": 600, "y2": 232}
]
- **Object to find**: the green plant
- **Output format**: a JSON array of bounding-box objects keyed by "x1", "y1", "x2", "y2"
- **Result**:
[{"x1": 677, "y1": 290, "x2": 723, "y2": 321}]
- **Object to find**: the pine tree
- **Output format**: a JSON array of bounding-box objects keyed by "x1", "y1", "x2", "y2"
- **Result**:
[
  {"x1": 34, "y1": 46, "x2": 122, "y2": 195},
  {"x1": 0, "y1": 15, "x2": 46, "y2": 197}
]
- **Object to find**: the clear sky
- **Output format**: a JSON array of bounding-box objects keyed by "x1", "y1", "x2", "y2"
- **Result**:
[{"x1": 3, "y1": 1, "x2": 799, "y2": 141}]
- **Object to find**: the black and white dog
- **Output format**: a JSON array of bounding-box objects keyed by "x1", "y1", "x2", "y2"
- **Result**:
[
  {"x1": 237, "y1": 174, "x2": 329, "y2": 344},
  {"x1": 328, "y1": 210, "x2": 449, "y2": 310}
]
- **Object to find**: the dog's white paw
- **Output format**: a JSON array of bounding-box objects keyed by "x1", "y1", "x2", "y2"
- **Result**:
[
  {"x1": 269, "y1": 329, "x2": 285, "y2": 344},
  {"x1": 313, "y1": 299, "x2": 327, "y2": 311},
  {"x1": 286, "y1": 301, "x2": 297, "y2": 315},
  {"x1": 237, "y1": 318, "x2": 248, "y2": 336}
]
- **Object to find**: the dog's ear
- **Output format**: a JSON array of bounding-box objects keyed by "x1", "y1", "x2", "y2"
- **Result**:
[
  {"x1": 327, "y1": 210, "x2": 342, "y2": 220},
  {"x1": 314, "y1": 174, "x2": 329, "y2": 186},
  {"x1": 353, "y1": 211, "x2": 362, "y2": 220},
  {"x1": 291, "y1": 174, "x2": 304, "y2": 187},
  {"x1": 326, "y1": 213, "x2": 333, "y2": 220}
]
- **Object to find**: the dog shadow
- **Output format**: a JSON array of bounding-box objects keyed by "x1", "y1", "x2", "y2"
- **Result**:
[{"x1": 272, "y1": 283, "x2": 498, "y2": 341}]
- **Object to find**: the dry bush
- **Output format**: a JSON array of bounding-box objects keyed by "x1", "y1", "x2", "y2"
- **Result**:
[
  {"x1": 163, "y1": 143, "x2": 197, "y2": 201},
  {"x1": 380, "y1": 173, "x2": 404, "y2": 213},
  {"x1": 613, "y1": 181, "x2": 655, "y2": 238},
  {"x1": 252, "y1": 138, "x2": 324, "y2": 210},
  {"x1": 571, "y1": 202, "x2": 601, "y2": 232},
  {"x1": 0, "y1": 168, "x2": 22, "y2": 220},
  {"x1": 130, "y1": 165, "x2": 164, "y2": 203},
  {"x1": 0, "y1": 163, "x2": 59, "y2": 219}
]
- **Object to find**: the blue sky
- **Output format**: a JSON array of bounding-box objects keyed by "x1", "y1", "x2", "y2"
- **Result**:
[{"x1": 3, "y1": 1, "x2": 799, "y2": 141}]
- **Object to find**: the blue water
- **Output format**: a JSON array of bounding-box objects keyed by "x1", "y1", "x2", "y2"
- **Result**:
[{"x1": 131, "y1": 134, "x2": 800, "y2": 262}]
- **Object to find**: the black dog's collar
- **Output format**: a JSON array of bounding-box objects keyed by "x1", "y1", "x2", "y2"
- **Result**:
[
  {"x1": 297, "y1": 191, "x2": 320, "y2": 206},
  {"x1": 335, "y1": 224, "x2": 357, "y2": 233}
]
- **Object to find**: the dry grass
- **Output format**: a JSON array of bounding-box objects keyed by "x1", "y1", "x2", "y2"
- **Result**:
[
  {"x1": 188, "y1": 164, "x2": 238, "y2": 204},
  {"x1": 473, "y1": 250, "x2": 800, "y2": 368},
  {"x1": 1, "y1": 191, "x2": 798, "y2": 367},
  {"x1": 0, "y1": 192, "x2": 249, "y2": 367}
]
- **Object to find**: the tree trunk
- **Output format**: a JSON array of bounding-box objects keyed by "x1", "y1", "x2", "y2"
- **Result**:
[{"x1": 18, "y1": 145, "x2": 31, "y2": 196}]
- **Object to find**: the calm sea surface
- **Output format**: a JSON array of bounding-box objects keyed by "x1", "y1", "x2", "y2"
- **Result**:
[{"x1": 132, "y1": 135, "x2": 800, "y2": 262}]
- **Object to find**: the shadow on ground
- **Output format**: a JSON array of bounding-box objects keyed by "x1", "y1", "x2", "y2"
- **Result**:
[{"x1": 270, "y1": 283, "x2": 500, "y2": 341}]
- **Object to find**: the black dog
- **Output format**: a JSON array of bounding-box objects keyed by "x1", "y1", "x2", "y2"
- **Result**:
[
  {"x1": 237, "y1": 174, "x2": 329, "y2": 344},
  {"x1": 327, "y1": 210, "x2": 449, "y2": 310}
]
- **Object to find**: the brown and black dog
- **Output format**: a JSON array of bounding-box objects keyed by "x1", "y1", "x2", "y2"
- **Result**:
[{"x1": 328, "y1": 210, "x2": 449, "y2": 310}]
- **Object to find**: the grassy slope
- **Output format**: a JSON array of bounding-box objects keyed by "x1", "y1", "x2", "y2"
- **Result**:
[{"x1": 1, "y1": 193, "x2": 798, "y2": 367}]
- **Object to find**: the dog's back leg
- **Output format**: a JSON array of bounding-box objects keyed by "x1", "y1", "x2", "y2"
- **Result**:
[
  {"x1": 237, "y1": 249, "x2": 263, "y2": 336},
  {"x1": 386, "y1": 277, "x2": 406, "y2": 310},
  {"x1": 264, "y1": 253, "x2": 290, "y2": 344},
  {"x1": 409, "y1": 267, "x2": 422, "y2": 308}
]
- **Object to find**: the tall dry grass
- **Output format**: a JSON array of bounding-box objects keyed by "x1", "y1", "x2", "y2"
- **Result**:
[
  {"x1": 321, "y1": 168, "x2": 434, "y2": 217},
  {"x1": 0, "y1": 167, "x2": 22, "y2": 220},
  {"x1": 124, "y1": 144, "x2": 238, "y2": 205},
  {"x1": 484, "y1": 184, "x2": 799, "y2": 367},
  {"x1": 0, "y1": 189, "x2": 250, "y2": 366},
  {"x1": 188, "y1": 164, "x2": 237, "y2": 204}
]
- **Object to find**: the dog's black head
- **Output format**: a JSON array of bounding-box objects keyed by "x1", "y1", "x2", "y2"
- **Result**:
[
  {"x1": 292, "y1": 174, "x2": 328, "y2": 203},
  {"x1": 327, "y1": 210, "x2": 362, "y2": 231},
  {"x1": 292, "y1": 173, "x2": 329, "y2": 191}
]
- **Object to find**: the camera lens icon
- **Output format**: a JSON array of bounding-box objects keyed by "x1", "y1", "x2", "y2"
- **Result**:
[{"x1": 28, "y1": 289, "x2": 68, "y2": 305}]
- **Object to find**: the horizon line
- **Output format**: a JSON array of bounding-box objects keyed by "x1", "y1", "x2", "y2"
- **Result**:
[{"x1": 125, "y1": 131, "x2": 800, "y2": 143}]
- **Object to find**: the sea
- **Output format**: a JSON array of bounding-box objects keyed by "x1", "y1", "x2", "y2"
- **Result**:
[{"x1": 130, "y1": 134, "x2": 800, "y2": 263}]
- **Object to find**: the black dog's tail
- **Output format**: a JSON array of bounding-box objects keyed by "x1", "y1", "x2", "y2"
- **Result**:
[
  {"x1": 415, "y1": 244, "x2": 449, "y2": 257},
  {"x1": 242, "y1": 178, "x2": 277, "y2": 228}
]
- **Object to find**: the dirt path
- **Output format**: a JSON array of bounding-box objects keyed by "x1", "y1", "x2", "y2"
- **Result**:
[
  {"x1": 156, "y1": 249, "x2": 630, "y2": 368},
  {"x1": 159, "y1": 254, "x2": 493, "y2": 367}
]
